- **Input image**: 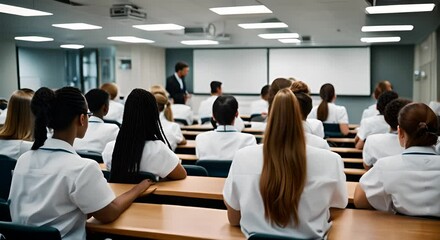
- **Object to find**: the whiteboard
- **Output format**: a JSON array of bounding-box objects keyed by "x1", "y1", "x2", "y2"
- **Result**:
[
  {"x1": 20, "y1": 76, "x2": 41, "y2": 91},
  {"x1": 193, "y1": 49, "x2": 268, "y2": 94},
  {"x1": 269, "y1": 48, "x2": 370, "y2": 96}
]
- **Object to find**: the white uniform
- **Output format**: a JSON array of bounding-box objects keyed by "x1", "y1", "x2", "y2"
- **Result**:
[
  {"x1": 104, "y1": 100, "x2": 124, "y2": 123},
  {"x1": 196, "y1": 125, "x2": 256, "y2": 160},
  {"x1": 428, "y1": 101, "x2": 440, "y2": 116},
  {"x1": 171, "y1": 104, "x2": 194, "y2": 125},
  {"x1": 0, "y1": 139, "x2": 33, "y2": 160},
  {"x1": 357, "y1": 115, "x2": 390, "y2": 141},
  {"x1": 0, "y1": 108, "x2": 6, "y2": 125},
  {"x1": 102, "y1": 140, "x2": 180, "y2": 178},
  {"x1": 304, "y1": 119, "x2": 325, "y2": 138},
  {"x1": 360, "y1": 146, "x2": 440, "y2": 216},
  {"x1": 308, "y1": 103, "x2": 349, "y2": 124},
  {"x1": 9, "y1": 138, "x2": 115, "y2": 240},
  {"x1": 223, "y1": 144, "x2": 347, "y2": 239},
  {"x1": 306, "y1": 133, "x2": 330, "y2": 150},
  {"x1": 159, "y1": 112, "x2": 185, "y2": 151},
  {"x1": 250, "y1": 99, "x2": 269, "y2": 116},
  {"x1": 198, "y1": 95, "x2": 245, "y2": 131},
  {"x1": 73, "y1": 116, "x2": 119, "y2": 153},
  {"x1": 361, "y1": 104, "x2": 379, "y2": 120},
  {"x1": 363, "y1": 132, "x2": 403, "y2": 167}
]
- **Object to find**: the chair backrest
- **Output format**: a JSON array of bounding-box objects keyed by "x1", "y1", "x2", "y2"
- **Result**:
[
  {"x1": 174, "y1": 118, "x2": 188, "y2": 126},
  {"x1": 0, "y1": 155, "x2": 16, "y2": 200},
  {"x1": 250, "y1": 114, "x2": 266, "y2": 122},
  {"x1": 248, "y1": 233, "x2": 310, "y2": 240},
  {"x1": 196, "y1": 160, "x2": 232, "y2": 178},
  {"x1": 323, "y1": 123, "x2": 343, "y2": 138},
  {"x1": 200, "y1": 117, "x2": 211, "y2": 125},
  {"x1": 103, "y1": 119, "x2": 121, "y2": 128},
  {"x1": 76, "y1": 151, "x2": 103, "y2": 163},
  {"x1": 0, "y1": 201, "x2": 10, "y2": 222},
  {"x1": 102, "y1": 170, "x2": 111, "y2": 182},
  {"x1": 183, "y1": 165, "x2": 208, "y2": 176},
  {"x1": 0, "y1": 221, "x2": 61, "y2": 240}
]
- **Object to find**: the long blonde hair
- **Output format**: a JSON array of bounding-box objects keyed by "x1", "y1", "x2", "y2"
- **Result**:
[
  {"x1": 0, "y1": 90, "x2": 34, "y2": 141},
  {"x1": 260, "y1": 88, "x2": 307, "y2": 227},
  {"x1": 153, "y1": 91, "x2": 174, "y2": 122}
]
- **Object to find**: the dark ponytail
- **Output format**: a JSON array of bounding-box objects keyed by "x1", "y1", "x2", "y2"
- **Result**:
[
  {"x1": 317, "y1": 83, "x2": 335, "y2": 121},
  {"x1": 31, "y1": 88, "x2": 55, "y2": 150}
]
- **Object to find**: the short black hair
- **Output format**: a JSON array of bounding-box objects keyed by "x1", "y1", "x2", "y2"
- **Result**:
[
  {"x1": 0, "y1": 99, "x2": 7, "y2": 110},
  {"x1": 377, "y1": 91, "x2": 398, "y2": 115},
  {"x1": 85, "y1": 89, "x2": 110, "y2": 113},
  {"x1": 294, "y1": 92, "x2": 312, "y2": 120},
  {"x1": 261, "y1": 85, "x2": 270, "y2": 97},
  {"x1": 384, "y1": 98, "x2": 411, "y2": 130},
  {"x1": 175, "y1": 62, "x2": 189, "y2": 72},
  {"x1": 213, "y1": 95, "x2": 238, "y2": 125},
  {"x1": 210, "y1": 81, "x2": 222, "y2": 94}
]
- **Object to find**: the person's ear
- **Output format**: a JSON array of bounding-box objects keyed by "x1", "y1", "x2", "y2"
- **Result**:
[
  {"x1": 79, "y1": 114, "x2": 87, "y2": 126},
  {"x1": 397, "y1": 126, "x2": 405, "y2": 147},
  {"x1": 103, "y1": 103, "x2": 109, "y2": 116},
  {"x1": 235, "y1": 111, "x2": 239, "y2": 118}
]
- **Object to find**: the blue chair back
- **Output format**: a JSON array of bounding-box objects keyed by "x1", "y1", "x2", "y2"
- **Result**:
[
  {"x1": 0, "y1": 201, "x2": 10, "y2": 222},
  {"x1": 103, "y1": 119, "x2": 121, "y2": 128},
  {"x1": 109, "y1": 171, "x2": 159, "y2": 183},
  {"x1": 183, "y1": 165, "x2": 208, "y2": 176},
  {"x1": 323, "y1": 123, "x2": 343, "y2": 138},
  {"x1": 196, "y1": 160, "x2": 232, "y2": 178},
  {"x1": 76, "y1": 151, "x2": 103, "y2": 163},
  {"x1": 174, "y1": 118, "x2": 189, "y2": 126},
  {"x1": 0, "y1": 155, "x2": 16, "y2": 200},
  {"x1": 0, "y1": 221, "x2": 61, "y2": 240}
]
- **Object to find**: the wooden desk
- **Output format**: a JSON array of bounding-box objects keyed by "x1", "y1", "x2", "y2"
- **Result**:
[
  {"x1": 343, "y1": 158, "x2": 363, "y2": 164},
  {"x1": 327, "y1": 138, "x2": 355, "y2": 144},
  {"x1": 348, "y1": 129, "x2": 358, "y2": 135},
  {"x1": 344, "y1": 168, "x2": 367, "y2": 176},
  {"x1": 177, "y1": 154, "x2": 198, "y2": 162},
  {"x1": 176, "y1": 140, "x2": 196, "y2": 149},
  {"x1": 181, "y1": 125, "x2": 213, "y2": 131},
  {"x1": 182, "y1": 130, "x2": 202, "y2": 136},
  {"x1": 240, "y1": 114, "x2": 251, "y2": 121},
  {"x1": 87, "y1": 203, "x2": 245, "y2": 240},
  {"x1": 99, "y1": 163, "x2": 106, "y2": 170},
  {"x1": 348, "y1": 124, "x2": 359, "y2": 129},
  {"x1": 331, "y1": 147, "x2": 362, "y2": 154},
  {"x1": 346, "y1": 182, "x2": 357, "y2": 204},
  {"x1": 242, "y1": 128, "x2": 265, "y2": 134}
]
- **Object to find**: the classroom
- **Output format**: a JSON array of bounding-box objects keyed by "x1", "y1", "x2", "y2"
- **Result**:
[{"x1": 0, "y1": 0, "x2": 440, "y2": 239}]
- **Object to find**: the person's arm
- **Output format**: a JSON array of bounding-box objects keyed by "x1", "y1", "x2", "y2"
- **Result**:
[
  {"x1": 355, "y1": 138, "x2": 365, "y2": 150},
  {"x1": 179, "y1": 137, "x2": 187, "y2": 145},
  {"x1": 353, "y1": 184, "x2": 374, "y2": 209},
  {"x1": 339, "y1": 123, "x2": 349, "y2": 136},
  {"x1": 225, "y1": 201, "x2": 241, "y2": 226},
  {"x1": 363, "y1": 162, "x2": 371, "y2": 170},
  {"x1": 166, "y1": 164, "x2": 187, "y2": 180}
]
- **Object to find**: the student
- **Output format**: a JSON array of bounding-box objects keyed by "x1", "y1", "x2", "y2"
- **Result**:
[
  {"x1": 290, "y1": 80, "x2": 310, "y2": 95},
  {"x1": 0, "y1": 90, "x2": 34, "y2": 159},
  {"x1": 73, "y1": 89, "x2": 119, "y2": 153},
  {"x1": 101, "y1": 82, "x2": 124, "y2": 123},
  {"x1": 196, "y1": 96, "x2": 256, "y2": 160},
  {"x1": 294, "y1": 92, "x2": 330, "y2": 150},
  {"x1": 154, "y1": 91, "x2": 186, "y2": 151},
  {"x1": 250, "y1": 85, "x2": 269, "y2": 117},
  {"x1": 354, "y1": 103, "x2": 440, "y2": 216},
  {"x1": 198, "y1": 81, "x2": 245, "y2": 131},
  {"x1": 8, "y1": 87, "x2": 153, "y2": 240},
  {"x1": 102, "y1": 89, "x2": 186, "y2": 182},
  {"x1": 363, "y1": 98, "x2": 411, "y2": 169},
  {"x1": 268, "y1": 78, "x2": 292, "y2": 110},
  {"x1": 428, "y1": 99, "x2": 440, "y2": 116},
  {"x1": 355, "y1": 91, "x2": 398, "y2": 149},
  {"x1": 361, "y1": 80, "x2": 393, "y2": 120},
  {"x1": 223, "y1": 89, "x2": 347, "y2": 238},
  {"x1": 308, "y1": 83, "x2": 349, "y2": 135},
  {"x1": 0, "y1": 99, "x2": 7, "y2": 125}
]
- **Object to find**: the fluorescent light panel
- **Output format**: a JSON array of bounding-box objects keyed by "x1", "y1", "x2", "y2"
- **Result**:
[
  {"x1": 259, "y1": 33, "x2": 299, "y2": 39},
  {"x1": 107, "y1": 36, "x2": 154, "y2": 43},
  {"x1": 210, "y1": 5, "x2": 272, "y2": 15},
  {"x1": 361, "y1": 37, "x2": 401, "y2": 43},
  {"x1": 133, "y1": 23, "x2": 184, "y2": 31},
  {"x1": 181, "y1": 40, "x2": 219, "y2": 45},
  {"x1": 0, "y1": 3, "x2": 52, "y2": 16},
  {"x1": 238, "y1": 22, "x2": 288, "y2": 29},
  {"x1": 361, "y1": 25, "x2": 414, "y2": 32},
  {"x1": 366, "y1": 3, "x2": 435, "y2": 14},
  {"x1": 279, "y1": 38, "x2": 301, "y2": 43},
  {"x1": 60, "y1": 44, "x2": 84, "y2": 49},
  {"x1": 52, "y1": 23, "x2": 102, "y2": 30},
  {"x1": 14, "y1": 36, "x2": 54, "y2": 42}
]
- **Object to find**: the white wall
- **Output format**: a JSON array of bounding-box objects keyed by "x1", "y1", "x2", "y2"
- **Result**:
[
  {"x1": 115, "y1": 44, "x2": 165, "y2": 97},
  {"x1": 0, "y1": 40, "x2": 18, "y2": 99},
  {"x1": 413, "y1": 32, "x2": 437, "y2": 103}
]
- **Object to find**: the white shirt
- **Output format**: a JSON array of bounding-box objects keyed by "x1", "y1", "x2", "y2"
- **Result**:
[
  {"x1": 223, "y1": 145, "x2": 347, "y2": 239},
  {"x1": 363, "y1": 133, "x2": 403, "y2": 167},
  {"x1": 0, "y1": 108, "x2": 6, "y2": 125},
  {"x1": 429, "y1": 101, "x2": 440, "y2": 116},
  {"x1": 174, "y1": 73, "x2": 184, "y2": 90},
  {"x1": 306, "y1": 133, "x2": 330, "y2": 150},
  {"x1": 171, "y1": 104, "x2": 193, "y2": 125},
  {"x1": 102, "y1": 140, "x2": 180, "y2": 178},
  {"x1": 104, "y1": 100, "x2": 124, "y2": 124},
  {"x1": 159, "y1": 112, "x2": 184, "y2": 151},
  {"x1": 73, "y1": 116, "x2": 119, "y2": 153},
  {"x1": 9, "y1": 138, "x2": 115, "y2": 240},
  {"x1": 196, "y1": 125, "x2": 256, "y2": 160},
  {"x1": 308, "y1": 102, "x2": 349, "y2": 124},
  {"x1": 0, "y1": 139, "x2": 33, "y2": 160},
  {"x1": 360, "y1": 146, "x2": 440, "y2": 216},
  {"x1": 250, "y1": 99, "x2": 268, "y2": 116},
  {"x1": 361, "y1": 104, "x2": 379, "y2": 120},
  {"x1": 198, "y1": 95, "x2": 245, "y2": 131},
  {"x1": 357, "y1": 115, "x2": 390, "y2": 140},
  {"x1": 303, "y1": 119, "x2": 325, "y2": 138}
]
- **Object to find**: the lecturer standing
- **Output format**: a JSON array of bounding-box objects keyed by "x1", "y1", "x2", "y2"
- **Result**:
[{"x1": 166, "y1": 62, "x2": 189, "y2": 104}]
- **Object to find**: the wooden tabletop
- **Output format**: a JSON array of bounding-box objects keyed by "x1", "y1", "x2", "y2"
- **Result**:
[
  {"x1": 181, "y1": 125, "x2": 214, "y2": 131},
  {"x1": 177, "y1": 154, "x2": 198, "y2": 161},
  {"x1": 346, "y1": 181, "x2": 357, "y2": 204},
  {"x1": 327, "y1": 138, "x2": 355, "y2": 143},
  {"x1": 176, "y1": 140, "x2": 196, "y2": 149},
  {"x1": 242, "y1": 128, "x2": 265, "y2": 134},
  {"x1": 343, "y1": 158, "x2": 363, "y2": 164},
  {"x1": 348, "y1": 124, "x2": 359, "y2": 129},
  {"x1": 344, "y1": 168, "x2": 367, "y2": 176},
  {"x1": 330, "y1": 147, "x2": 363, "y2": 154},
  {"x1": 182, "y1": 131, "x2": 203, "y2": 136},
  {"x1": 348, "y1": 129, "x2": 358, "y2": 135}
]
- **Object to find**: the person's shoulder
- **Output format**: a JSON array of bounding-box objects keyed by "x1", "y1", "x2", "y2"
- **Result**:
[
  {"x1": 307, "y1": 145, "x2": 339, "y2": 161},
  {"x1": 234, "y1": 144, "x2": 262, "y2": 164},
  {"x1": 195, "y1": 130, "x2": 215, "y2": 141}
]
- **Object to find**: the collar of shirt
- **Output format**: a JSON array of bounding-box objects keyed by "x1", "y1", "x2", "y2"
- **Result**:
[
  {"x1": 402, "y1": 146, "x2": 437, "y2": 155},
  {"x1": 174, "y1": 72, "x2": 184, "y2": 89},
  {"x1": 216, "y1": 125, "x2": 238, "y2": 132},
  {"x1": 40, "y1": 138, "x2": 77, "y2": 155},
  {"x1": 89, "y1": 116, "x2": 104, "y2": 123}
]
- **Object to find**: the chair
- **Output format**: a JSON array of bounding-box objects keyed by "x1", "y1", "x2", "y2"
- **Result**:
[
  {"x1": 0, "y1": 221, "x2": 61, "y2": 240},
  {"x1": 174, "y1": 118, "x2": 188, "y2": 126},
  {"x1": 0, "y1": 201, "x2": 10, "y2": 222},
  {"x1": 109, "y1": 171, "x2": 159, "y2": 183},
  {"x1": 323, "y1": 123, "x2": 343, "y2": 138},
  {"x1": 183, "y1": 165, "x2": 208, "y2": 176},
  {"x1": 103, "y1": 119, "x2": 121, "y2": 128},
  {"x1": 76, "y1": 151, "x2": 103, "y2": 163},
  {"x1": 102, "y1": 170, "x2": 111, "y2": 182},
  {"x1": 196, "y1": 160, "x2": 232, "y2": 178},
  {"x1": 249, "y1": 233, "x2": 309, "y2": 240},
  {"x1": 200, "y1": 117, "x2": 211, "y2": 125},
  {"x1": 0, "y1": 155, "x2": 16, "y2": 200},
  {"x1": 250, "y1": 114, "x2": 266, "y2": 122}
]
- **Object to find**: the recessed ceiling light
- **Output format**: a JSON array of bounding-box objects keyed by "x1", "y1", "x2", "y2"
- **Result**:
[
  {"x1": 133, "y1": 23, "x2": 184, "y2": 31},
  {"x1": 181, "y1": 40, "x2": 219, "y2": 45},
  {"x1": 0, "y1": 3, "x2": 52, "y2": 16},
  {"x1": 366, "y1": 3, "x2": 435, "y2": 14},
  {"x1": 52, "y1": 23, "x2": 102, "y2": 30},
  {"x1": 60, "y1": 44, "x2": 84, "y2": 49},
  {"x1": 14, "y1": 36, "x2": 54, "y2": 42},
  {"x1": 238, "y1": 22, "x2": 288, "y2": 29},
  {"x1": 279, "y1": 39, "x2": 301, "y2": 44},
  {"x1": 361, "y1": 25, "x2": 414, "y2": 32},
  {"x1": 107, "y1": 36, "x2": 154, "y2": 43},
  {"x1": 210, "y1": 5, "x2": 272, "y2": 15},
  {"x1": 258, "y1": 33, "x2": 300, "y2": 39},
  {"x1": 360, "y1": 37, "x2": 401, "y2": 43}
]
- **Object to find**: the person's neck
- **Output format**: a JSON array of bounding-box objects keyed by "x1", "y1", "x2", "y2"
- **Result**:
[
  {"x1": 52, "y1": 130, "x2": 76, "y2": 146},
  {"x1": 93, "y1": 112, "x2": 105, "y2": 120},
  {"x1": 211, "y1": 93, "x2": 220, "y2": 96},
  {"x1": 176, "y1": 72, "x2": 183, "y2": 78}
]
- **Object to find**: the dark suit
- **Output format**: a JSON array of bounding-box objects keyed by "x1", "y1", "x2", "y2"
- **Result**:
[{"x1": 166, "y1": 74, "x2": 187, "y2": 104}]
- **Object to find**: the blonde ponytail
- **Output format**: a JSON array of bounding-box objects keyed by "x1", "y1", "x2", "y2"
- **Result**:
[{"x1": 154, "y1": 92, "x2": 174, "y2": 122}]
